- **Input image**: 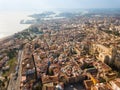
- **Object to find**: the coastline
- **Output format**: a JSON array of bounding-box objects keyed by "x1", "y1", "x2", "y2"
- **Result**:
[{"x1": 0, "y1": 11, "x2": 33, "y2": 40}]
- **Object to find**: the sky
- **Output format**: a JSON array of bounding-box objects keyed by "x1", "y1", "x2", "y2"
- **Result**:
[{"x1": 0, "y1": 0, "x2": 120, "y2": 11}]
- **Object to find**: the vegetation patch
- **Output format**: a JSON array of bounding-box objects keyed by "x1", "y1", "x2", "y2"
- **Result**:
[{"x1": 2, "y1": 57, "x2": 17, "y2": 77}]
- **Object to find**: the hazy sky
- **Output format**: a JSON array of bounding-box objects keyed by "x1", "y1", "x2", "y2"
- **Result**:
[{"x1": 0, "y1": 0, "x2": 120, "y2": 11}]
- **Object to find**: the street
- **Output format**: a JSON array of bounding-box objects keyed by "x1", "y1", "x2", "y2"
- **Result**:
[{"x1": 7, "y1": 50, "x2": 23, "y2": 90}]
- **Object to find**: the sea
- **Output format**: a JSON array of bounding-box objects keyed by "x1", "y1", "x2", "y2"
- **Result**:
[{"x1": 0, "y1": 11, "x2": 34, "y2": 39}]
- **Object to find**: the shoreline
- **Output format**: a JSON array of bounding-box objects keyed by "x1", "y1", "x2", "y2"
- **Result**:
[
  {"x1": 0, "y1": 24, "x2": 31, "y2": 41},
  {"x1": 0, "y1": 11, "x2": 33, "y2": 40},
  {"x1": 0, "y1": 35, "x2": 14, "y2": 42}
]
